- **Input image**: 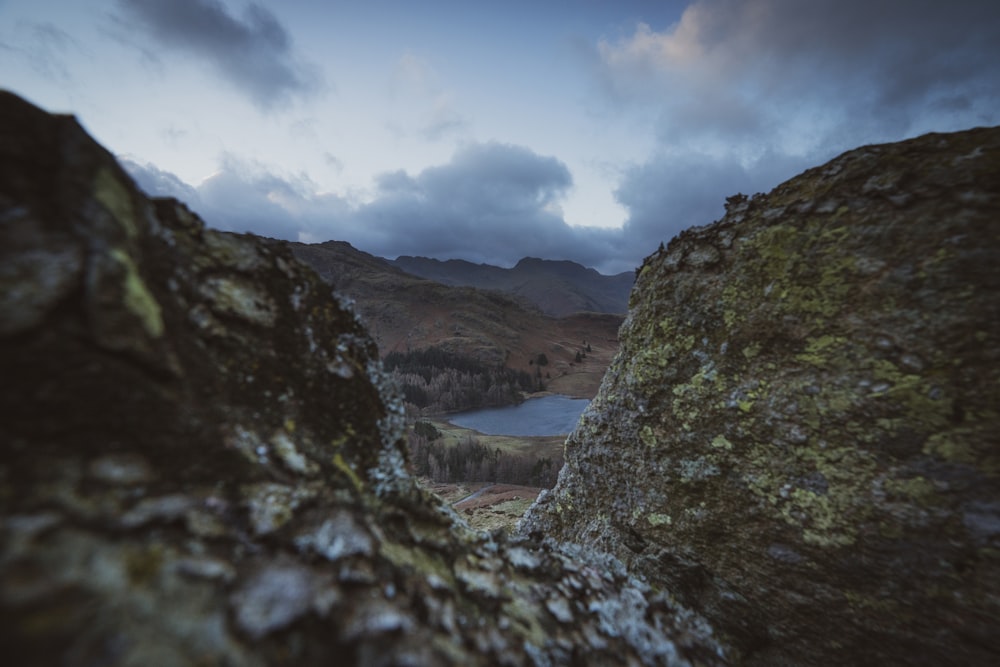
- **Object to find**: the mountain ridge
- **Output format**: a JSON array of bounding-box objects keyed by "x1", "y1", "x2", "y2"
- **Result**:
[
  {"x1": 389, "y1": 253, "x2": 633, "y2": 317},
  {"x1": 3, "y1": 90, "x2": 998, "y2": 666},
  {"x1": 290, "y1": 240, "x2": 623, "y2": 408},
  {"x1": 0, "y1": 90, "x2": 722, "y2": 666}
]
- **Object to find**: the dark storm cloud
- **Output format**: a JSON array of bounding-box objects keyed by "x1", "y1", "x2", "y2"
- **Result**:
[
  {"x1": 120, "y1": 144, "x2": 630, "y2": 273},
  {"x1": 353, "y1": 143, "x2": 616, "y2": 268},
  {"x1": 414, "y1": 142, "x2": 572, "y2": 213},
  {"x1": 613, "y1": 149, "x2": 814, "y2": 258},
  {"x1": 116, "y1": 0, "x2": 321, "y2": 110},
  {"x1": 117, "y1": 0, "x2": 1000, "y2": 276},
  {"x1": 598, "y1": 0, "x2": 1000, "y2": 147},
  {"x1": 596, "y1": 0, "x2": 1000, "y2": 265}
]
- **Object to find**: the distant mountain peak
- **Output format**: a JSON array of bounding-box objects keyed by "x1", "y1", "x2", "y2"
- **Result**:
[{"x1": 388, "y1": 255, "x2": 632, "y2": 317}]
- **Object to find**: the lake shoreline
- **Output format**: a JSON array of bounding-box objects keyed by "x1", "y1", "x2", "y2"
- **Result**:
[{"x1": 440, "y1": 394, "x2": 590, "y2": 437}]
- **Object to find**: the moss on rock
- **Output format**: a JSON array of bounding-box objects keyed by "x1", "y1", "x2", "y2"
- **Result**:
[
  {"x1": 0, "y1": 91, "x2": 724, "y2": 666},
  {"x1": 521, "y1": 126, "x2": 1000, "y2": 665}
]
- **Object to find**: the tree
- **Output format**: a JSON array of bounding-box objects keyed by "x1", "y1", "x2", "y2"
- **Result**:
[
  {"x1": 385, "y1": 346, "x2": 535, "y2": 413},
  {"x1": 413, "y1": 420, "x2": 441, "y2": 441}
]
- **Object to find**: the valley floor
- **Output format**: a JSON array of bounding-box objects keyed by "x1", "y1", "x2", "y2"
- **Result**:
[
  {"x1": 422, "y1": 480, "x2": 542, "y2": 532},
  {"x1": 410, "y1": 420, "x2": 564, "y2": 531}
]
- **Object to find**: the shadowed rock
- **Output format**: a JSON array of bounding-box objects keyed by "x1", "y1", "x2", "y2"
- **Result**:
[
  {"x1": 5, "y1": 89, "x2": 998, "y2": 666},
  {"x1": 520, "y1": 127, "x2": 1000, "y2": 665},
  {"x1": 0, "y1": 91, "x2": 722, "y2": 666}
]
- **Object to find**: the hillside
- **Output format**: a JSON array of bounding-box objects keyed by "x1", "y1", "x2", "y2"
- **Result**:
[
  {"x1": 291, "y1": 240, "x2": 622, "y2": 406},
  {"x1": 390, "y1": 254, "x2": 633, "y2": 317},
  {"x1": 0, "y1": 91, "x2": 721, "y2": 666},
  {"x1": 5, "y1": 91, "x2": 998, "y2": 667}
]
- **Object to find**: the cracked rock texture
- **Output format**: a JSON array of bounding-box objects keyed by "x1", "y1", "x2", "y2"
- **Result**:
[
  {"x1": 0, "y1": 92, "x2": 723, "y2": 666},
  {"x1": 520, "y1": 127, "x2": 1000, "y2": 665}
]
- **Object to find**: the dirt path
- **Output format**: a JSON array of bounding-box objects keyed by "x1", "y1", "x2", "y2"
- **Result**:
[{"x1": 455, "y1": 485, "x2": 493, "y2": 505}]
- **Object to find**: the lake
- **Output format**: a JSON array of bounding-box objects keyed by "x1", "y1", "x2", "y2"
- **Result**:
[{"x1": 448, "y1": 395, "x2": 590, "y2": 436}]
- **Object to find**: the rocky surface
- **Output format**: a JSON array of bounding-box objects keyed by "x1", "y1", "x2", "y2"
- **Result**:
[
  {"x1": 5, "y1": 88, "x2": 998, "y2": 667},
  {"x1": 0, "y1": 92, "x2": 725, "y2": 665},
  {"x1": 521, "y1": 127, "x2": 1000, "y2": 665}
]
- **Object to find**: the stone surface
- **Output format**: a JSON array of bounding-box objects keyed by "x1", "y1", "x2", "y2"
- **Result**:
[
  {"x1": 0, "y1": 92, "x2": 723, "y2": 665},
  {"x1": 6, "y1": 89, "x2": 1000, "y2": 667},
  {"x1": 520, "y1": 128, "x2": 1000, "y2": 664}
]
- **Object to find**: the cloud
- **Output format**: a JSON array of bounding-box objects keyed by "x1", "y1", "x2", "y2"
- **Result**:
[
  {"x1": 122, "y1": 0, "x2": 1000, "y2": 285},
  {"x1": 388, "y1": 52, "x2": 468, "y2": 141},
  {"x1": 613, "y1": 148, "x2": 813, "y2": 257},
  {"x1": 119, "y1": 1, "x2": 1000, "y2": 277},
  {"x1": 420, "y1": 93, "x2": 466, "y2": 141},
  {"x1": 354, "y1": 142, "x2": 620, "y2": 267},
  {"x1": 593, "y1": 0, "x2": 1000, "y2": 263},
  {"x1": 0, "y1": 21, "x2": 81, "y2": 83},
  {"x1": 414, "y1": 142, "x2": 572, "y2": 213},
  {"x1": 122, "y1": 158, "x2": 202, "y2": 205},
  {"x1": 121, "y1": 144, "x2": 634, "y2": 274},
  {"x1": 597, "y1": 0, "x2": 1000, "y2": 151},
  {"x1": 323, "y1": 152, "x2": 344, "y2": 173},
  {"x1": 122, "y1": 154, "x2": 351, "y2": 241},
  {"x1": 116, "y1": 0, "x2": 321, "y2": 110}
]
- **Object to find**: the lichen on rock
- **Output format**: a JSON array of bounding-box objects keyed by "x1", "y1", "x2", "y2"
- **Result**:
[
  {"x1": 0, "y1": 91, "x2": 723, "y2": 666},
  {"x1": 520, "y1": 127, "x2": 1000, "y2": 665},
  {"x1": 5, "y1": 89, "x2": 998, "y2": 667}
]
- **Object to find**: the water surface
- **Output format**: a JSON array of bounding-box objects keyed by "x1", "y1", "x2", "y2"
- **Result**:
[{"x1": 448, "y1": 395, "x2": 590, "y2": 436}]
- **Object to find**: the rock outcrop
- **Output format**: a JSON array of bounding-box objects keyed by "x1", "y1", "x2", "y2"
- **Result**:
[
  {"x1": 0, "y1": 92, "x2": 722, "y2": 666},
  {"x1": 521, "y1": 128, "x2": 1000, "y2": 665},
  {"x1": 4, "y1": 89, "x2": 998, "y2": 667}
]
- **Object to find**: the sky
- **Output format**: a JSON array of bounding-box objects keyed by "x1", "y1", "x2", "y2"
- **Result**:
[{"x1": 3, "y1": 0, "x2": 998, "y2": 274}]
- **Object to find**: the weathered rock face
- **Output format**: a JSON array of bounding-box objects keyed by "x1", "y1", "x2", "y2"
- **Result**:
[
  {"x1": 521, "y1": 128, "x2": 1000, "y2": 665},
  {"x1": 0, "y1": 92, "x2": 723, "y2": 665}
]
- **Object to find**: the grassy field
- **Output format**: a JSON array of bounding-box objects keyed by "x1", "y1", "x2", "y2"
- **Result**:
[
  {"x1": 424, "y1": 419, "x2": 566, "y2": 461},
  {"x1": 423, "y1": 480, "x2": 543, "y2": 533}
]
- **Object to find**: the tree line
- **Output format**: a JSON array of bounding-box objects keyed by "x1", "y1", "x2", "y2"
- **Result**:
[
  {"x1": 407, "y1": 424, "x2": 561, "y2": 488},
  {"x1": 384, "y1": 346, "x2": 539, "y2": 413}
]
